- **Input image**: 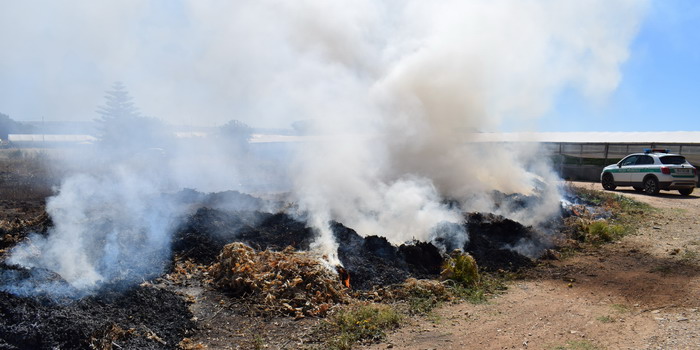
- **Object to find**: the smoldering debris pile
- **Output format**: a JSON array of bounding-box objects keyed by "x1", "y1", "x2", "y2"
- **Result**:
[
  {"x1": 332, "y1": 222, "x2": 444, "y2": 290},
  {"x1": 463, "y1": 213, "x2": 542, "y2": 271},
  {"x1": 0, "y1": 188, "x2": 559, "y2": 349},
  {"x1": 172, "y1": 199, "x2": 543, "y2": 291},
  {"x1": 0, "y1": 273, "x2": 193, "y2": 349},
  {"x1": 172, "y1": 208, "x2": 314, "y2": 265},
  {"x1": 209, "y1": 242, "x2": 347, "y2": 318},
  {"x1": 0, "y1": 213, "x2": 51, "y2": 258}
]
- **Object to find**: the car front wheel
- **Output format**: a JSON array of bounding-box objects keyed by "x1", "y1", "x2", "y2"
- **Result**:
[
  {"x1": 643, "y1": 176, "x2": 660, "y2": 195},
  {"x1": 602, "y1": 173, "x2": 616, "y2": 191}
]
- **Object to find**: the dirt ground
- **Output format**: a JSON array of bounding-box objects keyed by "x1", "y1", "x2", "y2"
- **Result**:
[{"x1": 362, "y1": 182, "x2": 700, "y2": 350}]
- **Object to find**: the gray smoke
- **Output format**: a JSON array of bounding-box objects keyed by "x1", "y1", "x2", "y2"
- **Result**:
[{"x1": 2, "y1": 0, "x2": 648, "y2": 294}]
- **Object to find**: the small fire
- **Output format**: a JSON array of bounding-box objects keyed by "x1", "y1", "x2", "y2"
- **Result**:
[{"x1": 337, "y1": 267, "x2": 351, "y2": 288}]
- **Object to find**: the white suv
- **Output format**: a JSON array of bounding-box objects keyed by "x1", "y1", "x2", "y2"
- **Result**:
[{"x1": 600, "y1": 149, "x2": 698, "y2": 196}]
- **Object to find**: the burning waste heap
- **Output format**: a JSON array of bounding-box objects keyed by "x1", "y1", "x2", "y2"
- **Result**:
[{"x1": 0, "y1": 186, "x2": 565, "y2": 349}]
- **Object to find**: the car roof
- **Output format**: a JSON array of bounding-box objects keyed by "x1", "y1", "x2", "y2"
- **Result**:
[{"x1": 627, "y1": 152, "x2": 683, "y2": 157}]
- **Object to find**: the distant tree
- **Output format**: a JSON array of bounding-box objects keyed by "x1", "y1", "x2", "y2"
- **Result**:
[
  {"x1": 218, "y1": 119, "x2": 252, "y2": 151},
  {"x1": 95, "y1": 82, "x2": 168, "y2": 152},
  {"x1": 291, "y1": 119, "x2": 316, "y2": 135},
  {"x1": 0, "y1": 113, "x2": 35, "y2": 140},
  {"x1": 95, "y1": 82, "x2": 141, "y2": 145}
]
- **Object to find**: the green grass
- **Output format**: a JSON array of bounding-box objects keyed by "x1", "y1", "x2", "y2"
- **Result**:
[
  {"x1": 596, "y1": 315, "x2": 614, "y2": 323},
  {"x1": 650, "y1": 264, "x2": 673, "y2": 274},
  {"x1": 551, "y1": 340, "x2": 600, "y2": 350},
  {"x1": 253, "y1": 335, "x2": 265, "y2": 350},
  {"x1": 567, "y1": 185, "x2": 653, "y2": 242},
  {"x1": 587, "y1": 221, "x2": 624, "y2": 242},
  {"x1": 406, "y1": 292, "x2": 441, "y2": 315},
  {"x1": 571, "y1": 185, "x2": 653, "y2": 214},
  {"x1": 680, "y1": 249, "x2": 699, "y2": 262},
  {"x1": 611, "y1": 304, "x2": 631, "y2": 313},
  {"x1": 324, "y1": 303, "x2": 402, "y2": 350},
  {"x1": 447, "y1": 272, "x2": 508, "y2": 304}
]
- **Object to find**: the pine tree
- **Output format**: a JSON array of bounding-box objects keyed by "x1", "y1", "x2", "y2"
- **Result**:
[
  {"x1": 95, "y1": 82, "x2": 142, "y2": 146},
  {"x1": 95, "y1": 82, "x2": 167, "y2": 153},
  {"x1": 97, "y1": 82, "x2": 140, "y2": 121}
]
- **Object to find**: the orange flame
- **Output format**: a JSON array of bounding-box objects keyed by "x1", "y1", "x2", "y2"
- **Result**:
[{"x1": 337, "y1": 267, "x2": 351, "y2": 288}]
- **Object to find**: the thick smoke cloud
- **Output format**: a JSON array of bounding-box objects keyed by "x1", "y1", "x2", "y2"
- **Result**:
[{"x1": 2, "y1": 0, "x2": 648, "y2": 294}]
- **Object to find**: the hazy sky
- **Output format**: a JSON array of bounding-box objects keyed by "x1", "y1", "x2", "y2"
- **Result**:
[{"x1": 0, "y1": 0, "x2": 697, "y2": 132}]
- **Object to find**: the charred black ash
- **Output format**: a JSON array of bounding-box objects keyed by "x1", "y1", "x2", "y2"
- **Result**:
[
  {"x1": 0, "y1": 278, "x2": 193, "y2": 349},
  {"x1": 332, "y1": 222, "x2": 410, "y2": 290},
  {"x1": 397, "y1": 241, "x2": 443, "y2": 275},
  {"x1": 235, "y1": 212, "x2": 314, "y2": 252},
  {"x1": 171, "y1": 207, "x2": 251, "y2": 265},
  {"x1": 463, "y1": 212, "x2": 541, "y2": 271},
  {"x1": 171, "y1": 208, "x2": 315, "y2": 265},
  {"x1": 165, "y1": 188, "x2": 266, "y2": 212},
  {"x1": 332, "y1": 222, "x2": 443, "y2": 290}
]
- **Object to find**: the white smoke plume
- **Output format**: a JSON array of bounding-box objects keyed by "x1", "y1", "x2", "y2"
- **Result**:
[{"x1": 1, "y1": 0, "x2": 648, "y2": 294}]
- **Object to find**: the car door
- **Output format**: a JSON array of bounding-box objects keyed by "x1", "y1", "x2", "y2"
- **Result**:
[
  {"x1": 629, "y1": 155, "x2": 654, "y2": 184},
  {"x1": 616, "y1": 155, "x2": 639, "y2": 184}
]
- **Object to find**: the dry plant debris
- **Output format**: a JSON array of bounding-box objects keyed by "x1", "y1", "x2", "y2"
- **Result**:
[
  {"x1": 370, "y1": 278, "x2": 451, "y2": 302},
  {"x1": 209, "y1": 242, "x2": 349, "y2": 317}
]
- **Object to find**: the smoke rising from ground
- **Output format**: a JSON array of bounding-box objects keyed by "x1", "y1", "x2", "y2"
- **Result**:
[{"x1": 3, "y1": 1, "x2": 648, "y2": 294}]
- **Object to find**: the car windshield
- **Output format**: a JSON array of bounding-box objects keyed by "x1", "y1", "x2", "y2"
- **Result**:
[{"x1": 659, "y1": 156, "x2": 687, "y2": 165}]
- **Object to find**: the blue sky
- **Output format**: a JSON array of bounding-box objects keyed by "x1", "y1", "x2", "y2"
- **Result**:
[
  {"x1": 0, "y1": 1, "x2": 698, "y2": 132},
  {"x1": 538, "y1": 0, "x2": 700, "y2": 132}
]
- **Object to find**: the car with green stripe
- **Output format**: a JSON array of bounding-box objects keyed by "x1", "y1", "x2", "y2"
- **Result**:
[{"x1": 600, "y1": 149, "x2": 698, "y2": 196}]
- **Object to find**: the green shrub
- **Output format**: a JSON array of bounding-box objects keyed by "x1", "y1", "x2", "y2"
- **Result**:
[{"x1": 441, "y1": 251, "x2": 479, "y2": 287}]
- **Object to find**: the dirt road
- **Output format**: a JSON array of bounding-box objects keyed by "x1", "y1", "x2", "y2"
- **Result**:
[{"x1": 362, "y1": 182, "x2": 700, "y2": 350}]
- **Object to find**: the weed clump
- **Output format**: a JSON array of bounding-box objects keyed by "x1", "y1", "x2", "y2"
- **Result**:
[
  {"x1": 441, "y1": 250, "x2": 479, "y2": 287},
  {"x1": 324, "y1": 303, "x2": 402, "y2": 350},
  {"x1": 438, "y1": 250, "x2": 506, "y2": 304},
  {"x1": 384, "y1": 278, "x2": 451, "y2": 315},
  {"x1": 586, "y1": 220, "x2": 624, "y2": 242},
  {"x1": 568, "y1": 219, "x2": 625, "y2": 243}
]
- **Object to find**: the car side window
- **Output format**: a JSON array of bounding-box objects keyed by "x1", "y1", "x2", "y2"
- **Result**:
[
  {"x1": 620, "y1": 156, "x2": 638, "y2": 166},
  {"x1": 636, "y1": 155, "x2": 654, "y2": 165}
]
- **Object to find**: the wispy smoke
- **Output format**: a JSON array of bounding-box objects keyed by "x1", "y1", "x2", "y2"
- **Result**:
[
  {"x1": 8, "y1": 153, "x2": 177, "y2": 292},
  {"x1": 2, "y1": 0, "x2": 648, "y2": 295}
]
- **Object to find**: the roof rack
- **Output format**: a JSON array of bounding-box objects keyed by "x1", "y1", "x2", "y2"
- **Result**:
[{"x1": 644, "y1": 148, "x2": 670, "y2": 154}]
